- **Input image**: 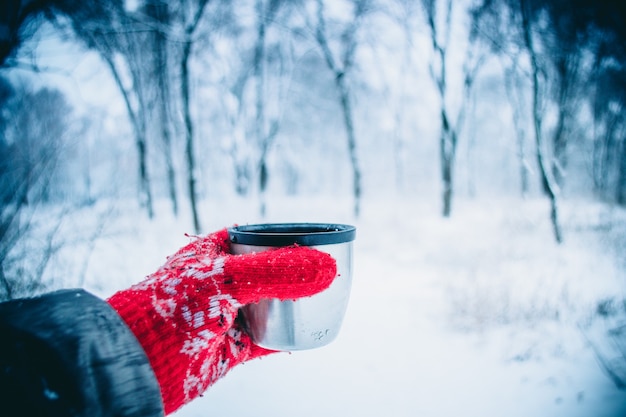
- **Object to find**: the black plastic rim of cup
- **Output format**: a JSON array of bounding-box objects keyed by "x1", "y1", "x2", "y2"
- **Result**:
[{"x1": 228, "y1": 223, "x2": 356, "y2": 247}]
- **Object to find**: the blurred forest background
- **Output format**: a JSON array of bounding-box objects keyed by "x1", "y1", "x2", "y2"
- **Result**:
[{"x1": 0, "y1": 0, "x2": 625, "y2": 300}]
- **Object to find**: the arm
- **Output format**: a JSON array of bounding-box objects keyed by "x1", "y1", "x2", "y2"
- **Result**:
[
  {"x1": 0, "y1": 289, "x2": 164, "y2": 417},
  {"x1": 0, "y1": 229, "x2": 337, "y2": 416}
]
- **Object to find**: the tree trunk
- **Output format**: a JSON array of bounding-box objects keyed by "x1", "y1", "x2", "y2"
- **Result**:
[
  {"x1": 61, "y1": 5, "x2": 155, "y2": 219},
  {"x1": 617, "y1": 137, "x2": 626, "y2": 205},
  {"x1": 253, "y1": 0, "x2": 284, "y2": 217},
  {"x1": 180, "y1": 0, "x2": 210, "y2": 233},
  {"x1": 0, "y1": 264, "x2": 13, "y2": 300},
  {"x1": 336, "y1": 74, "x2": 362, "y2": 217},
  {"x1": 439, "y1": 103, "x2": 458, "y2": 217},
  {"x1": 151, "y1": 3, "x2": 178, "y2": 216},
  {"x1": 521, "y1": 0, "x2": 563, "y2": 243},
  {"x1": 254, "y1": 0, "x2": 268, "y2": 217},
  {"x1": 101, "y1": 51, "x2": 154, "y2": 218},
  {"x1": 314, "y1": 0, "x2": 363, "y2": 217},
  {"x1": 440, "y1": 113, "x2": 456, "y2": 218},
  {"x1": 423, "y1": 0, "x2": 461, "y2": 218},
  {"x1": 551, "y1": 53, "x2": 579, "y2": 189},
  {"x1": 182, "y1": 38, "x2": 200, "y2": 233},
  {"x1": 552, "y1": 102, "x2": 567, "y2": 187},
  {"x1": 504, "y1": 65, "x2": 530, "y2": 197}
]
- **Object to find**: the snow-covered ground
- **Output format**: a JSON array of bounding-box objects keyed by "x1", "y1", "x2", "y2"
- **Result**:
[{"x1": 39, "y1": 194, "x2": 626, "y2": 417}]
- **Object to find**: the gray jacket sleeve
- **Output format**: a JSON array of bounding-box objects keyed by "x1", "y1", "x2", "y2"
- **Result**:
[{"x1": 0, "y1": 289, "x2": 164, "y2": 417}]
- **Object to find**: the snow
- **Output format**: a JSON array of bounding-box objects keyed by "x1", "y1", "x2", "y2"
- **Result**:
[
  {"x1": 58, "y1": 194, "x2": 626, "y2": 417},
  {"x1": 5, "y1": 4, "x2": 626, "y2": 416}
]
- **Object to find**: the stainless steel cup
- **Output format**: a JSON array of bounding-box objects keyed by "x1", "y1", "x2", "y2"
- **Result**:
[{"x1": 228, "y1": 223, "x2": 356, "y2": 351}]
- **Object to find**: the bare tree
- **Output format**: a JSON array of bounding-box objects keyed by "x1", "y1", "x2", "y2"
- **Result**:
[
  {"x1": 420, "y1": 0, "x2": 484, "y2": 217},
  {"x1": 503, "y1": 63, "x2": 531, "y2": 197},
  {"x1": 0, "y1": 83, "x2": 71, "y2": 300},
  {"x1": 211, "y1": 0, "x2": 294, "y2": 214},
  {"x1": 143, "y1": 0, "x2": 179, "y2": 216},
  {"x1": 252, "y1": 0, "x2": 283, "y2": 216},
  {"x1": 586, "y1": 5, "x2": 626, "y2": 206},
  {"x1": 49, "y1": 1, "x2": 156, "y2": 218},
  {"x1": 545, "y1": 2, "x2": 626, "y2": 208},
  {"x1": 592, "y1": 68, "x2": 626, "y2": 205},
  {"x1": 379, "y1": 0, "x2": 420, "y2": 193},
  {"x1": 310, "y1": 0, "x2": 366, "y2": 217},
  {"x1": 220, "y1": 69, "x2": 253, "y2": 196},
  {"x1": 612, "y1": 115, "x2": 626, "y2": 206},
  {"x1": 470, "y1": 0, "x2": 594, "y2": 243},
  {"x1": 519, "y1": 0, "x2": 563, "y2": 243},
  {"x1": 180, "y1": 0, "x2": 211, "y2": 233}
]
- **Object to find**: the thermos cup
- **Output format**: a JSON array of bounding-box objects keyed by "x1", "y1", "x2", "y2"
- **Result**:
[{"x1": 229, "y1": 223, "x2": 355, "y2": 350}]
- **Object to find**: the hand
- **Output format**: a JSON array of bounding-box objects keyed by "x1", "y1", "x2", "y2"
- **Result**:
[{"x1": 107, "y1": 228, "x2": 337, "y2": 415}]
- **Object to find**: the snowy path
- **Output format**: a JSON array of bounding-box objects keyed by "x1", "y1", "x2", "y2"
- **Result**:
[{"x1": 176, "y1": 249, "x2": 625, "y2": 417}]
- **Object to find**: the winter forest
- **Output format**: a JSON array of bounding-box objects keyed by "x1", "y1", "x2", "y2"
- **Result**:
[{"x1": 2, "y1": 0, "x2": 626, "y2": 416}]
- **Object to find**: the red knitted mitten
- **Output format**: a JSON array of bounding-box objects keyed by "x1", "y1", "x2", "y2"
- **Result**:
[{"x1": 107, "y1": 228, "x2": 337, "y2": 415}]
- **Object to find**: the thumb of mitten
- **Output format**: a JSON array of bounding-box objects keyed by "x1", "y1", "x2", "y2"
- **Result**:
[{"x1": 220, "y1": 245, "x2": 338, "y2": 305}]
